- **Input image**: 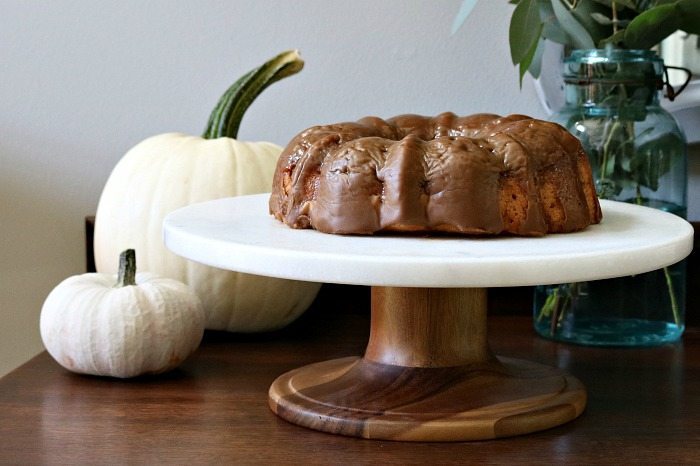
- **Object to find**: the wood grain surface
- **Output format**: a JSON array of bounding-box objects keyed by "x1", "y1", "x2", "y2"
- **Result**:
[
  {"x1": 270, "y1": 287, "x2": 585, "y2": 441},
  {"x1": 366, "y1": 287, "x2": 491, "y2": 367},
  {"x1": 269, "y1": 355, "x2": 586, "y2": 441},
  {"x1": 1, "y1": 284, "x2": 699, "y2": 464}
]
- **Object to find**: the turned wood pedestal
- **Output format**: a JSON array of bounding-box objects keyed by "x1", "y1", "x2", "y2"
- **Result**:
[
  {"x1": 269, "y1": 286, "x2": 585, "y2": 440},
  {"x1": 163, "y1": 194, "x2": 693, "y2": 441}
]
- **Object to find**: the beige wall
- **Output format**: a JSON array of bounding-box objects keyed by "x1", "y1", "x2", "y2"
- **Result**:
[
  {"x1": 1, "y1": 0, "x2": 544, "y2": 377},
  {"x1": 2, "y1": 1, "x2": 698, "y2": 377}
]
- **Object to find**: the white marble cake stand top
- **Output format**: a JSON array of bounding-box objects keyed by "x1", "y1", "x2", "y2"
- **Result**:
[{"x1": 163, "y1": 194, "x2": 693, "y2": 288}]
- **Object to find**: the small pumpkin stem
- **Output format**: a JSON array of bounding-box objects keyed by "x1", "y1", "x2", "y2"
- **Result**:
[
  {"x1": 116, "y1": 249, "x2": 137, "y2": 287},
  {"x1": 202, "y1": 50, "x2": 304, "y2": 140}
]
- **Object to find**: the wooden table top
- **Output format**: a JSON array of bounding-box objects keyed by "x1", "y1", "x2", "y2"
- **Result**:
[{"x1": 2, "y1": 286, "x2": 699, "y2": 464}]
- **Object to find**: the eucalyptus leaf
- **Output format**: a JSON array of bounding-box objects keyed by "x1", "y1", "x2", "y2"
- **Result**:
[
  {"x1": 590, "y1": 12, "x2": 613, "y2": 25},
  {"x1": 624, "y1": 3, "x2": 681, "y2": 49},
  {"x1": 598, "y1": 120, "x2": 634, "y2": 188},
  {"x1": 528, "y1": 38, "x2": 546, "y2": 79},
  {"x1": 542, "y1": 23, "x2": 570, "y2": 44},
  {"x1": 635, "y1": 0, "x2": 657, "y2": 10},
  {"x1": 629, "y1": 151, "x2": 664, "y2": 191},
  {"x1": 596, "y1": 127, "x2": 678, "y2": 195},
  {"x1": 572, "y1": 0, "x2": 614, "y2": 46},
  {"x1": 630, "y1": 132, "x2": 680, "y2": 191},
  {"x1": 600, "y1": 29, "x2": 627, "y2": 47},
  {"x1": 519, "y1": 23, "x2": 545, "y2": 85},
  {"x1": 551, "y1": 0, "x2": 595, "y2": 49},
  {"x1": 590, "y1": 0, "x2": 640, "y2": 10},
  {"x1": 613, "y1": 0, "x2": 639, "y2": 11},
  {"x1": 645, "y1": 0, "x2": 673, "y2": 9},
  {"x1": 540, "y1": 0, "x2": 570, "y2": 44},
  {"x1": 510, "y1": 0, "x2": 542, "y2": 65},
  {"x1": 679, "y1": 0, "x2": 700, "y2": 35},
  {"x1": 603, "y1": 148, "x2": 617, "y2": 178},
  {"x1": 621, "y1": 152, "x2": 632, "y2": 172},
  {"x1": 501, "y1": 0, "x2": 694, "y2": 82}
]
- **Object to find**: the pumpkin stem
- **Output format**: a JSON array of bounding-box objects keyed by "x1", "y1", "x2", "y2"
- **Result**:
[
  {"x1": 202, "y1": 50, "x2": 304, "y2": 140},
  {"x1": 116, "y1": 249, "x2": 137, "y2": 287}
]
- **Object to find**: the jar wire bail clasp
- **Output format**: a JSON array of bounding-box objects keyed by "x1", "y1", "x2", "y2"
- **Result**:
[{"x1": 662, "y1": 65, "x2": 692, "y2": 101}]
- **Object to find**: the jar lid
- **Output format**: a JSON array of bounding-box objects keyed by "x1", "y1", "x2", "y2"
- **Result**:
[
  {"x1": 565, "y1": 49, "x2": 663, "y2": 66},
  {"x1": 563, "y1": 48, "x2": 664, "y2": 89}
]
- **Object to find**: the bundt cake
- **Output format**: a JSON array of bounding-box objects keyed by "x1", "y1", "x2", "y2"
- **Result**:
[{"x1": 269, "y1": 112, "x2": 602, "y2": 236}]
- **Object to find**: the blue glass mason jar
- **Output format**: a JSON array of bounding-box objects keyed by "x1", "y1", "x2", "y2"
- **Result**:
[{"x1": 533, "y1": 49, "x2": 688, "y2": 346}]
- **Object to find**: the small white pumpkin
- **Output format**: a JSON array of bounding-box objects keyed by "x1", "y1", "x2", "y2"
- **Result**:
[
  {"x1": 40, "y1": 250, "x2": 205, "y2": 378},
  {"x1": 94, "y1": 50, "x2": 320, "y2": 332}
]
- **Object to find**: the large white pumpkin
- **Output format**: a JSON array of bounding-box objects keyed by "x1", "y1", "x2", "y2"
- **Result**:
[{"x1": 94, "y1": 51, "x2": 320, "y2": 332}]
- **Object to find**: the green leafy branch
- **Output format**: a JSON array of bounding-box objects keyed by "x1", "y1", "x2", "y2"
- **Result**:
[
  {"x1": 453, "y1": 1, "x2": 700, "y2": 84},
  {"x1": 506, "y1": 0, "x2": 700, "y2": 85}
]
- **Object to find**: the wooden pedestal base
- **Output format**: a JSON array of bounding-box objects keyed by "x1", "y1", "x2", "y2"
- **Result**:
[{"x1": 269, "y1": 287, "x2": 586, "y2": 441}]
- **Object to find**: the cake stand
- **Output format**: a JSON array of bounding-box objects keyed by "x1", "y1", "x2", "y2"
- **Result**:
[{"x1": 163, "y1": 194, "x2": 693, "y2": 441}]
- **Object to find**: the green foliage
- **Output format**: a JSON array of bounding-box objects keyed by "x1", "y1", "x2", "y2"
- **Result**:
[
  {"x1": 503, "y1": 0, "x2": 700, "y2": 83},
  {"x1": 592, "y1": 123, "x2": 679, "y2": 198}
]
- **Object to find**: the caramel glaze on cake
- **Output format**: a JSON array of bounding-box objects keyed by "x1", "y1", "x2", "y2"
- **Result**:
[{"x1": 269, "y1": 112, "x2": 602, "y2": 236}]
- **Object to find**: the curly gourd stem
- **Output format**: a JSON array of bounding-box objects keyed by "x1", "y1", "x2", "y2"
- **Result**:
[
  {"x1": 203, "y1": 50, "x2": 304, "y2": 140},
  {"x1": 116, "y1": 249, "x2": 136, "y2": 287}
]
